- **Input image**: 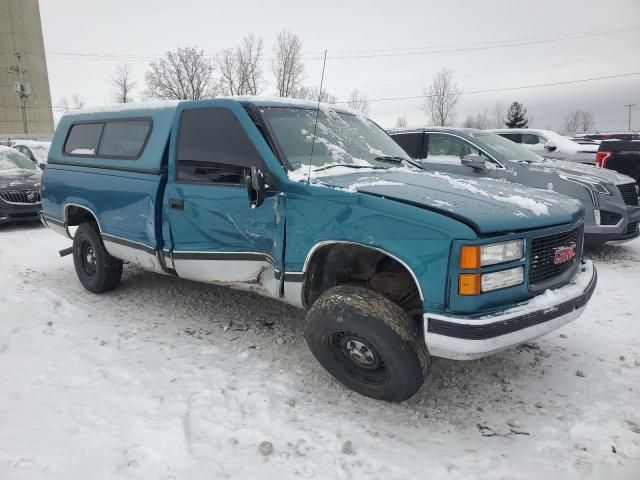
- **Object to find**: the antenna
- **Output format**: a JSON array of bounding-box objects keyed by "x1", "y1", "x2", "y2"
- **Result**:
[{"x1": 307, "y1": 49, "x2": 328, "y2": 183}]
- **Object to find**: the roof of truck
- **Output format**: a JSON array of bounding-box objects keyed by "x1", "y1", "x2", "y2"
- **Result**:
[{"x1": 63, "y1": 97, "x2": 357, "y2": 119}]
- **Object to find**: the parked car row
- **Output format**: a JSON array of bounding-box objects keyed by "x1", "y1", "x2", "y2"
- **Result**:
[
  {"x1": 389, "y1": 127, "x2": 640, "y2": 246},
  {"x1": 37, "y1": 98, "x2": 599, "y2": 401}
]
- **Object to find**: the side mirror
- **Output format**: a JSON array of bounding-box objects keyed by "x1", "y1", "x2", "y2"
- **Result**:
[
  {"x1": 461, "y1": 154, "x2": 488, "y2": 173},
  {"x1": 245, "y1": 166, "x2": 265, "y2": 209},
  {"x1": 544, "y1": 141, "x2": 557, "y2": 152}
]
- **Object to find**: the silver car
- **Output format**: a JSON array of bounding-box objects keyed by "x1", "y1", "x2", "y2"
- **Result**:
[{"x1": 389, "y1": 127, "x2": 640, "y2": 246}]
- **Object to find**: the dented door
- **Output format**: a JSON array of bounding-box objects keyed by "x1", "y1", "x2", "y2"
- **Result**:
[{"x1": 165, "y1": 104, "x2": 285, "y2": 298}]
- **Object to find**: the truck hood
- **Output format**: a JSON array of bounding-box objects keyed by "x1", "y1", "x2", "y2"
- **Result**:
[
  {"x1": 316, "y1": 168, "x2": 583, "y2": 234},
  {"x1": 527, "y1": 159, "x2": 634, "y2": 185}
]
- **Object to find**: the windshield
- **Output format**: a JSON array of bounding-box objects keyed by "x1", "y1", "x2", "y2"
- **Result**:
[
  {"x1": 26, "y1": 144, "x2": 50, "y2": 162},
  {"x1": 261, "y1": 107, "x2": 417, "y2": 177},
  {"x1": 475, "y1": 133, "x2": 543, "y2": 163},
  {"x1": 0, "y1": 148, "x2": 38, "y2": 172}
]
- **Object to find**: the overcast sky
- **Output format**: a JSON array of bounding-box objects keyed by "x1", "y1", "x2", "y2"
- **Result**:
[{"x1": 39, "y1": 0, "x2": 640, "y2": 131}]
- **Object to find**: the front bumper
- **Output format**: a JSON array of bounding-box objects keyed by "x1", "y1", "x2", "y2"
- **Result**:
[
  {"x1": 584, "y1": 196, "x2": 640, "y2": 245},
  {"x1": 0, "y1": 202, "x2": 42, "y2": 225},
  {"x1": 423, "y1": 261, "x2": 597, "y2": 360}
]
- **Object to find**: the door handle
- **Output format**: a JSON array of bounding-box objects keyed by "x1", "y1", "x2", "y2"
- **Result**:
[{"x1": 169, "y1": 198, "x2": 184, "y2": 210}]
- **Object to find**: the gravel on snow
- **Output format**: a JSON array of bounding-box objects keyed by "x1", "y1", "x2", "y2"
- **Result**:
[{"x1": 0, "y1": 224, "x2": 639, "y2": 479}]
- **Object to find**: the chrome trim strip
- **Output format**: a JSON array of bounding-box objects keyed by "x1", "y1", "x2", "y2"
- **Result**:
[
  {"x1": 102, "y1": 240, "x2": 165, "y2": 273},
  {"x1": 101, "y1": 233, "x2": 156, "y2": 255},
  {"x1": 302, "y1": 240, "x2": 424, "y2": 301},
  {"x1": 172, "y1": 250, "x2": 275, "y2": 264}
]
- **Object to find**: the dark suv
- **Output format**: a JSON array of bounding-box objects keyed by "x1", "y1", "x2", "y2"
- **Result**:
[{"x1": 0, "y1": 146, "x2": 42, "y2": 225}]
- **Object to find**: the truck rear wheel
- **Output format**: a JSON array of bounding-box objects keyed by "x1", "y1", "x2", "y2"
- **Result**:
[
  {"x1": 304, "y1": 285, "x2": 429, "y2": 401},
  {"x1": 72, "y1": 223, "x2": 123, "y2": 293}
]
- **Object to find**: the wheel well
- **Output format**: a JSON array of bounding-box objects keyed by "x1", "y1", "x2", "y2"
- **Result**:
[
  {"x1": 65, "y1": 205, "x2": 100, "y2": 230},
  {"x1": 304, "y1": 243, "x2": 423, "y2": 319}
]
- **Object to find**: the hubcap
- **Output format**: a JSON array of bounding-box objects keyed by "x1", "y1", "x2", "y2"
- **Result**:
[
  {"x1": 86, "y1": 247, "x2": 95, "y2": 266},
  {"x1": 80, "y1": 241, "x2": 97, "y2": 276},
  {"x1": 345, "y1": 339, "x2": 375, "y2": 366},
  {"x1": 326, "y1": 330, "x2": 388, "y2": 385}
]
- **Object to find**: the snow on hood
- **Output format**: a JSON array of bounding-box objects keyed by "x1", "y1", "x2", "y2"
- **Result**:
[
  {"x1": 301, "y1": 168, "x2": 583, "y2": 234},
  {"x1": 529, "y1": 158, "x2": 635, "y2": 185}
]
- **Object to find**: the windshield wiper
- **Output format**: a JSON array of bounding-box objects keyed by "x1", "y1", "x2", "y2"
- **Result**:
[
  {"x1": 374, "y1": 156, "x2": 406, "y2": 164},
  {"x1": 313, "y1": 163, "x2": 387, "y2": 172}
]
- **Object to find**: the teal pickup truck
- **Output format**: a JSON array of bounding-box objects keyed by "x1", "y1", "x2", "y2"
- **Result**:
[{"x1": 41, "y1": 98, "x2": 597, "y2": 401}]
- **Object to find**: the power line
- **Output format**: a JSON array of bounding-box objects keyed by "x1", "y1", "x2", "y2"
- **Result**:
[
  {"x1": 44, "y1": 25, "x2": 640, "y2": 63},
  {"x1": 327, "y1": 53, "x2": 635, "y2": 92},
  {"x1": 7, "y1": 72, "x2": 638, "y2": 112},
  {"x1": 332, "y1": 72, "x2": 640, "y2": 104}
]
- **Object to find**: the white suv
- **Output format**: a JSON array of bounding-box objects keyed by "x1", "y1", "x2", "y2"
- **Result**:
[{"x1": 489, "y1": 128, "x2": 596, "y2": 164}]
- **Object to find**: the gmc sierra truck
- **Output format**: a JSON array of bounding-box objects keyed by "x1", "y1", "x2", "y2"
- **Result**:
[{"x1": 41, "y1": 98, "x2": 597, "y2": 401}]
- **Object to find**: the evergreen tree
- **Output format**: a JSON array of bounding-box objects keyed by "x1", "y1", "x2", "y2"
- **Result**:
[{"x1": 505, "y1": 101, "x2": 529, "y2": 128}]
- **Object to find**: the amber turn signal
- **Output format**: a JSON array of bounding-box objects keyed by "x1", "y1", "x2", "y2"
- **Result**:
[
  {"x1": 459, "y1": 273, "x2": 481, "y2": 296},
  {"x1": 460, "y1": 245, "x2": 480, "y2": 269}
]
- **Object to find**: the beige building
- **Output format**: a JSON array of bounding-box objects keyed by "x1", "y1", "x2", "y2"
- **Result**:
[{"x1": 0, "y1": 0, "x2": 54, "y2": 135}]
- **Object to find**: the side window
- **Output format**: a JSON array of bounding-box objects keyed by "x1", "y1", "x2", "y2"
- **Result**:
[
  {"x1": 391, "y1": 133, "x2": 423, "y2": 159},
  {"x1": 500, "y1": 133, "x2": 522, "y2": 143},
  {"x1": 177, "y1": 107, "x2": 262, "y2": 185},
  {"x1": 425, "y1": 133, "x2": 480, "y2": 164},
  {"x1": 64, "y1": 123, "x2": 104, "y2": 155},
  {"x1": 97, "y1": 120, "x2": 151, "y2": 158},
  {"x1": 521, "y1": 133, "x2": 542, "y2": 145}
]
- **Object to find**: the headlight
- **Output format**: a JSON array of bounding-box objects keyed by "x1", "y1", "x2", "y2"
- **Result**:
[
  {"x1": 459, "y1": 267, "x2": 524, "y2": 295},
  {"x1": 460, "y1": 239, "x2": 524, "y2": 269},
  {"x1": 562, "y1": 175, "x2": 610, "y2": 196},
  {"x1": 481, "y1": 267, "x2": 524, "y2": 292}
]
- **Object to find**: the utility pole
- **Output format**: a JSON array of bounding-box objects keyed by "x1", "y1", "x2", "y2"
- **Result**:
[
  {"x1": 624, "y1": 103, "x2": 636, "y2": 132},
  {"x1": 9, "y1": 52, "x2": 32, "y2": 134}
]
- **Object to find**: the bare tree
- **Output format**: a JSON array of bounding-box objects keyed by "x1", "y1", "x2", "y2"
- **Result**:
[
  {"x1": 272, "y1": 30, "x2": 305, "y2": 97},
  {"x1": 564, "y1": 110, "x2": 582, "y2": 133},
  {"x1": 144, "y1": 47, "x2": 217, "y2": 100},
  {"x1": 422, "y1": 68, "x2": 460, "y2": 126},
  {"x1": 56, "y1": 94, "x2": 86, "y2": 113},
  {"x1": 579, "y1": 111, "x2": 595, "y2": 132},
  {"x1": 461, "y1": 111, "x2": 490, "y2": 129},
  {"x1": 346, "y1": 89, "x2": 370, "y2": 116},
  {"x1": 395, "y1": 116, "x2": 408, "y2": 128},
  {"x1": 293, "y1": 86, "x2": 337, "y2": 103},
  {"x1": 111, "y1": 63, "x2": 136, "y2": 103},
  {"x1": 218, "y1": 34, "x2": 265, "y2": 96},
  {"x1": 564, "y1": 110, "x2": 595, "y2": 133},
  {"x1": 492, "y1": 101, "x2": 505, "y2": 128}
]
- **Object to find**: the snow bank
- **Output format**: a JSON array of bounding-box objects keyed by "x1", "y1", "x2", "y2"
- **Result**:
[{"x1": 1, "y1": 227, "x2": 640, "y2": 479}]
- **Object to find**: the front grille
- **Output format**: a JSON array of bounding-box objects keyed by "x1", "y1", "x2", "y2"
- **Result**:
[
  {"x1": 529, "y1": 227, "x2": 580, "y2": 286},
  {"x1": 617, "y1": 183, "x2": 639, "y2": 206},
  {"x1": 625, "y1": 221, "x2": 639, "y2": 235},
  {"x1": 0, "y1": 189, "x2": 41, "y2": 204}
]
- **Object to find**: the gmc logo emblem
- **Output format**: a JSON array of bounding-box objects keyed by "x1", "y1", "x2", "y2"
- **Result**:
[{"x1": 554, "y1": 243, "x2": 577, "y2": 265}]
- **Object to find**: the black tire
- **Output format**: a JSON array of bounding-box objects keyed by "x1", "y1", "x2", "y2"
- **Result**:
[
  {"x1": 72, "y1": 223, "x2": 123, "y2": 293},
  {"x1": 304, "y1": 285, "x2": 430, "y2": 401}
]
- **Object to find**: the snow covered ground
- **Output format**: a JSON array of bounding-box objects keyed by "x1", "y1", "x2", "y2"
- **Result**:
[{"x1": 1, "y1": 224, "x2": 639, "y2": 480}]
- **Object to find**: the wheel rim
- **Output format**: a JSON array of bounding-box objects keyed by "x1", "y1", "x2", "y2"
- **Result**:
[
  {"x1": 325, "y1": 331, "x2": 388, "y2": 385},
  {"x1": 80, "y1": 240, "x2": 97, "y2": 276}
]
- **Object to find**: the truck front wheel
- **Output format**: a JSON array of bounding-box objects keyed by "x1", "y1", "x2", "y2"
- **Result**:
[
  {"x1": 304, "y1": 285, "x2": 429, "y2": 401},
  {"x1": 72, "y1": 223, "x2": 123, "y2": 293}
]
